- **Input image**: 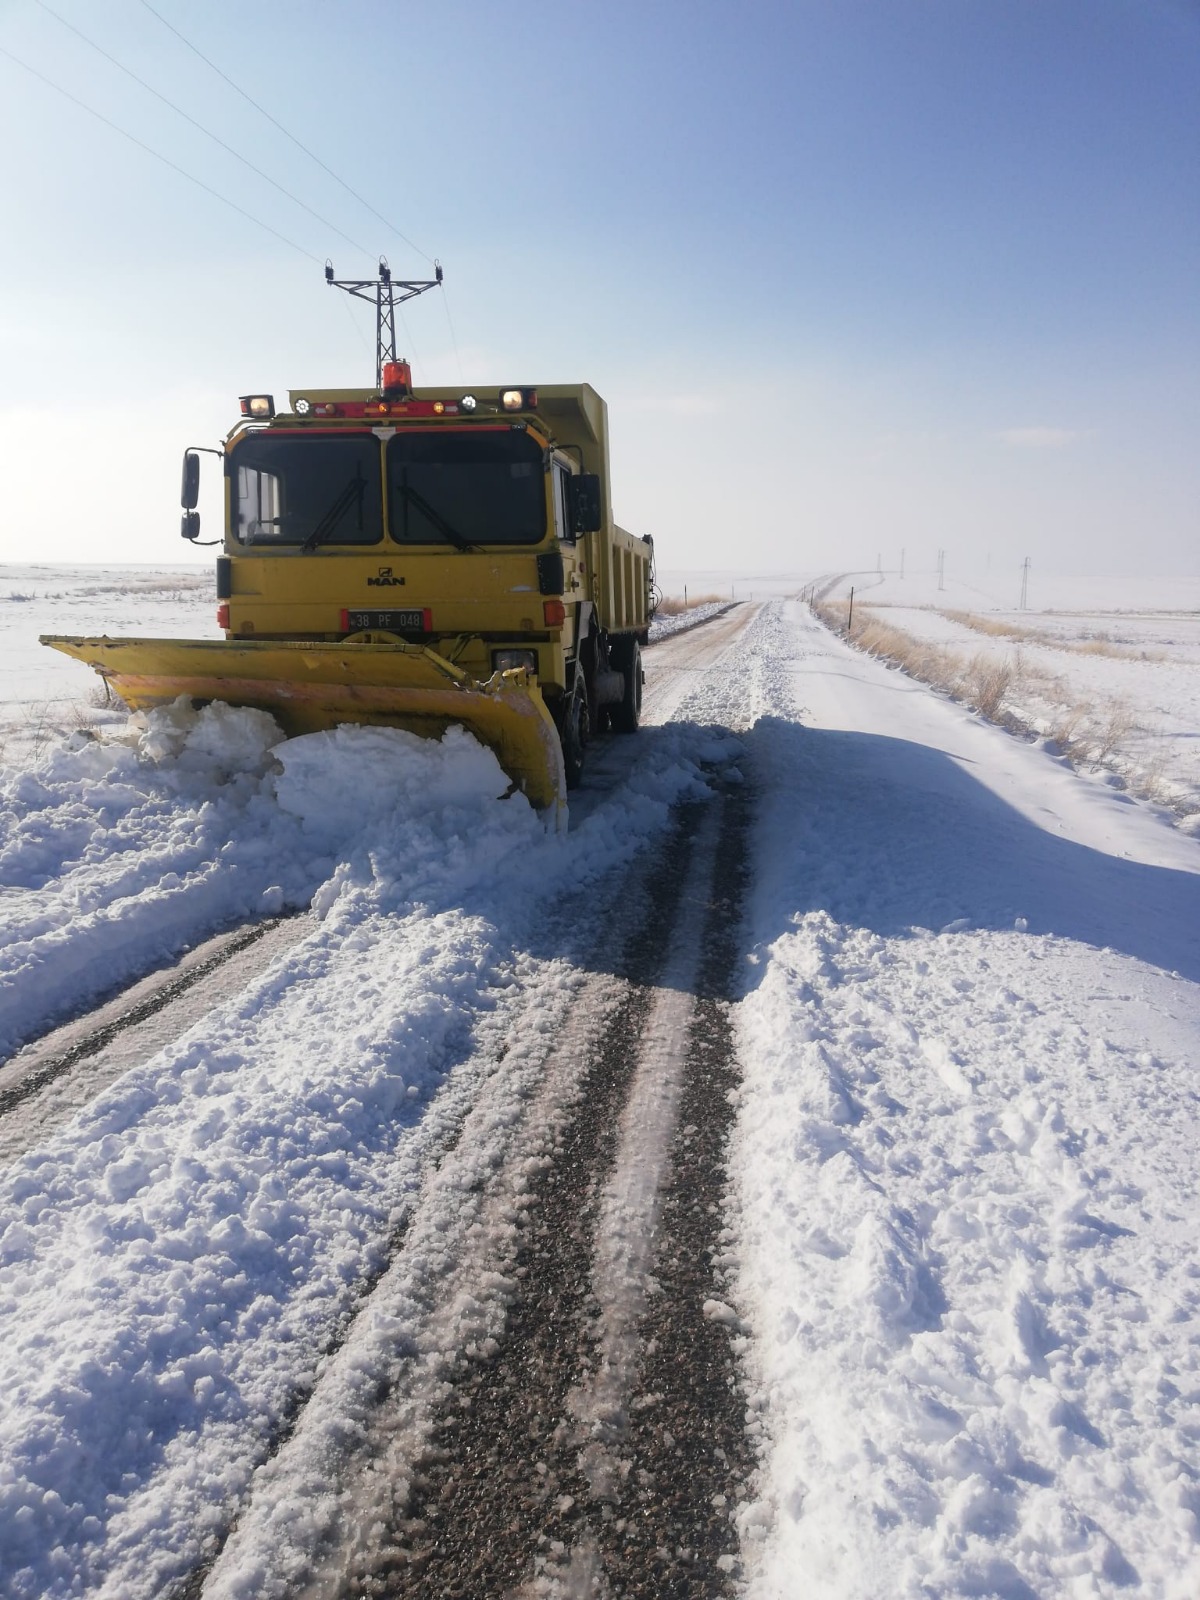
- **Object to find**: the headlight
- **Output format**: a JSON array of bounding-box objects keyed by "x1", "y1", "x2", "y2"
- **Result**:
[
  {"x1": 492, "y1": 649, "x2": 537, "y2": 675},
  {"x1": 294, "y1": 397, "x2": 312, "y2": 416},
  {"x1": 460, "y1": 393, "x2": 478, "y2": 412}
]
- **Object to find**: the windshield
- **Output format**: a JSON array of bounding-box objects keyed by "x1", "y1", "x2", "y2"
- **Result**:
[
  {"x1": 230, "y1": 434, "x2": 383, "y2": 546},
  {"x1": 387, "y1": 428, "x2": 546, "y2": 546}
]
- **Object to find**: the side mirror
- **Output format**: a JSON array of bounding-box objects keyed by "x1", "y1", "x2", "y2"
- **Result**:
[
  {"x1": 181, "y1": 511, "x2": 200, "y2": 541},
  {"x1": 568, "y1": 473, "x2": 602, "y2": 535},
  {"x1": 181, "y1": 450, "x2": 201, "y2": 510}
]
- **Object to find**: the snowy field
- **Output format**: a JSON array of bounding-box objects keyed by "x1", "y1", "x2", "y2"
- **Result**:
[
  {"x1": 820, "y1": 568, "x2": 1200, "y2": 826},
  {"x1": 0, "y1": 565, "x2": 217, "y2": 768},
  {"x1": 0, "y1": 568, "x2": 1198, "y2": 1596}
]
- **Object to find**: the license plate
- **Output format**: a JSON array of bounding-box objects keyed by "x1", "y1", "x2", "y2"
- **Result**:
[{"x1": 341, "y1": 608, "x2": 429, "y2": 632}]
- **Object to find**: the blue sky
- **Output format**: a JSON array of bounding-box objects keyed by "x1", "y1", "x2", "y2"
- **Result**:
[{"x1": 1, "y1": 0, "x2": 1196, "y2": 580}]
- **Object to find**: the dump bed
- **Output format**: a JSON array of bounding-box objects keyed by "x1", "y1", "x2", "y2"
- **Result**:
[{"x1": 595, "y1": 524, "x2": 653, "y2": 635}]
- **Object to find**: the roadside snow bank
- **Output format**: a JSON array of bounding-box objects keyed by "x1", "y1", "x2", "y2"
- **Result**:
[
  {"x1": 649, "y1": 600, "x2": 734, "y2": 642},
  {"x1": 731, "y1": 603, "x2": 1200, "y2": 1598},
  {"x1": 736, "y1": 921, "x2": 1200, "y2": 1598}
]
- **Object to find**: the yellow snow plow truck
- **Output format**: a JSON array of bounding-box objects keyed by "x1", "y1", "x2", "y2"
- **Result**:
[{"x1": 42, "y1": 270, "x2": 654, "y2": 829}]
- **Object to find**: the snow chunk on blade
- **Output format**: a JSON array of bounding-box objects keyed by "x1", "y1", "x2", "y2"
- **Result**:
[{"x1": 272, "y1": 723, "x2": 514, "y2": 838}]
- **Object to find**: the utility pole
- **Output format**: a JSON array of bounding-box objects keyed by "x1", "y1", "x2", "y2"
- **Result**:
[
  {"x1": 877, "y1": 553, "x2": 882, "y2": 573},
  {"x1": 900, "y1": 548, "x2": 906, "y2": 579},
  {"x1": 325, "y1": 258, "x2": 443, "y2": 388},
  {"x1": 847, "y1": 586, "x2": 855, "y2": 632},
  {"x1": 1019, "y1": 557, "x2": 1031, "y2": 610},
  {"x1": 937, "y1": 549, "x2": 945, "y2": 591}
]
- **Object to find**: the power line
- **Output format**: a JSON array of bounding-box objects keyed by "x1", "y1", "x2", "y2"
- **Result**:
[
  {"x1": 135, "y1": 0, "x2": 462, "y2": 374},
  {"x1": 397, "y1": 304, "x2": 423, "y2": 382},
  {"x1": 0, "y1": 42, "x2": 323, "y2": 264},
  {"x1": 138, "y1": 0, "x2": 435, "y2": 268},
  {"x1": 35, "y1": 0, "x2": 372, "y2": 259},
  {"x1": 337, "y1": 293, "x2": 374, "y2": 364},
  {"x1": 440, "y1": 286, "x2": 466, "y2": 384}
]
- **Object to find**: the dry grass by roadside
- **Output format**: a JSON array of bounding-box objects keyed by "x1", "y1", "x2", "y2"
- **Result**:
[
  {"x1": 943, "y1": 609, "x2": 1161, "y2": 661},
  {"x1": 74, "y1": 574, "x2": 213, "y2": 597},
  {"x1": 816, "y1": 602, "x2": 1017, "y2": 722},
  {"x1": 655, "y1": 592, "x2": 727, "y2": 616},
  {"x1": 815, "y1": 600, "x2": 1154, "y2": 791},
  {"x1": 0, "y1": 690, "x2": 114, "y2": 769},
  {"x1": 1046, "y1": 698, "x2": 1135, "y2": 766}
]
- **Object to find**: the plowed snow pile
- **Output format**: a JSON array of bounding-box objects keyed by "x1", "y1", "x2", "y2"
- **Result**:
[{"x1": 732, "y1": 603, "x2": 1200, "y2": 1598}]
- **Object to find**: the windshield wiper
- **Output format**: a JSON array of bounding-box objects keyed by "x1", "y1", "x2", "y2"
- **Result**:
[
  {"x1": 394, "y1": 483, "x2": 478, "y2": 552},
  {"x1": 302, "y1": 470, "x2": 367, "y2": 552}
]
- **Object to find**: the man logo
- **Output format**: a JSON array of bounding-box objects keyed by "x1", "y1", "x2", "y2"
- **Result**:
[{"x1": 367, "y1": 567, "x2": 405, "y2": 587}]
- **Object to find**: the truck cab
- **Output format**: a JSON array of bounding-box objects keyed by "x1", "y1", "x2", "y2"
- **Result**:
[{"x1": 202, "y1": 379, "x2": 654, "y2": 781}]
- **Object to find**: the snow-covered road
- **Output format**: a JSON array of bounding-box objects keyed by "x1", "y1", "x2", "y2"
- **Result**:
[{"x1": 0, "y1": 598, "x2": 1197, "y2": 1598}]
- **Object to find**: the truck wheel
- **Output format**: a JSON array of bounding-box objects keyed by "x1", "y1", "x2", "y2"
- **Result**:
[
  {"x1": 559, "y1": 682, "x2": 590, "y2": 788},
  {"x1": 610, "y1": 639, "x2": 642, "y2": 734}
]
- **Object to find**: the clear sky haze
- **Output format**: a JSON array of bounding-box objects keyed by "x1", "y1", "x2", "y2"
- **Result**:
[{"x1": 1, "y1": 0, "x2": 1197, "y2": 583}]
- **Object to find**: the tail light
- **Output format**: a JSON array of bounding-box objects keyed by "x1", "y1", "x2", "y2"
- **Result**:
[{"x1": 216, "y1": 602, "x2": 230, "y2": 629}]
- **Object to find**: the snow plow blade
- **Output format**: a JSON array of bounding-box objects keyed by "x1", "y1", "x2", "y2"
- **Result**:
[{"x1": 41, "y1": 635, "x2": 568, "y2": 827}]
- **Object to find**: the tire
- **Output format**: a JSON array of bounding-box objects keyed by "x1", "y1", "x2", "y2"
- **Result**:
[
  {"x1": 558, "y1": 679, "x2": 590, "y2": 788},
  {"x1": 609, "y1": 638, "x2": 642, "y2": 734}
]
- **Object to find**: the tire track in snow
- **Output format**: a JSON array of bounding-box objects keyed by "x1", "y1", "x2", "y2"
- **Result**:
[
  {"x1": 640, "y1": 604, "x2": 761, "y2": 728},
  {"x1": 183, "y1": 818, "x2": 686, "y2": 1600},
  {"x1": 578, "y1": 774, "x2": 755, "y2": 1596},
  {"x1": 361, "y1": 812, "x2": 720, "y2": 1600},
  {"x1": 297, "y1": 807, "x2": 707, "y2": 1597},
  {"x1": 305, "y1": 780, "x2": 754, "y2": 1599},
  {"x1": 0, "y1": 914, "x2": 310, "y2": 1164},
  {"x1": 166, "y1": 944, "x2": 625, "y2": 1600}
]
